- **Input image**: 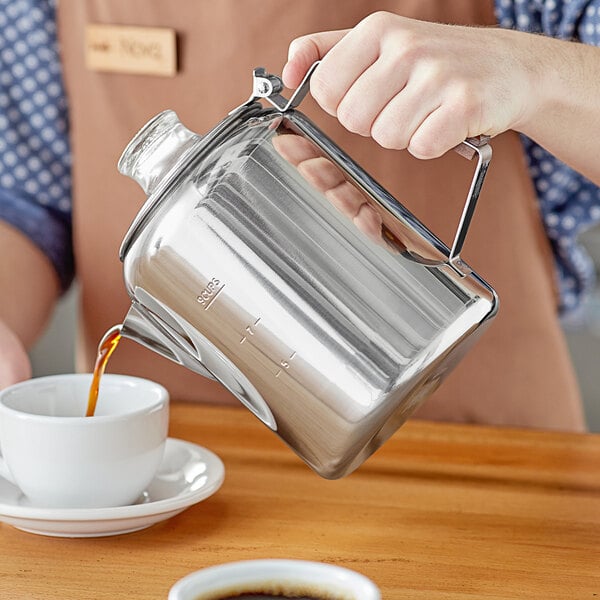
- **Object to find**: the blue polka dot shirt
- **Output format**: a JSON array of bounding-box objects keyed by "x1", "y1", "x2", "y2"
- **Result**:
[
  {"x1": 0, "y1": 1, "x2": 600, "y2": 314},
  {"x1": 495, "y1": 0, "x2": 600, "y2": 313},
  {"x1": 0, "y1": 0, "x2": 72, "y2": 290}
]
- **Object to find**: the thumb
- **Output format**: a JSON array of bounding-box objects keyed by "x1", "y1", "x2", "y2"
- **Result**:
[{"x1": 282, "y1": 29, "x2": 349, "y2": 89}]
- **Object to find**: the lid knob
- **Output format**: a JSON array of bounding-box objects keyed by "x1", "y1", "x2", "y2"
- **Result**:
[{"x1": 117, "y1": 110, "x2": 201, "y2": 195}]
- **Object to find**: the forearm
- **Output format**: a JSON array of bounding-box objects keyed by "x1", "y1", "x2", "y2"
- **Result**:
[
  {"x1": 0, "y1": 221, "x2": 60, "y2": 348},
  {"x1": 515, "y1": 34, "x2": 600, "y2": 185},
  {"x1": 283, "y1": 13, "x2": 600, "y2": 184}
]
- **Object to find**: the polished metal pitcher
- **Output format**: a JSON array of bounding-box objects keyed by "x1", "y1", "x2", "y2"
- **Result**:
[{"x1": 117, "y1": 65, "x2": 497, "y2": 478}]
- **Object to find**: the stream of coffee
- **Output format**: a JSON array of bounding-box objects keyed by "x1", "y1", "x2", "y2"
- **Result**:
[{"x1": 86, "y1": 325, "x2": 123, "y2": 417}]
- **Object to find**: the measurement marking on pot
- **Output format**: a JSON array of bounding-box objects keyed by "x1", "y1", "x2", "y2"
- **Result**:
[
  {"x1": 240, "y1": 318, "x2": 262, "y2": 344},
  {"x1": 204, "y1": 285, "x2": 225, "y2": 310},
  {"x1": 196, "y1": 278, "x2": 226, "y2": 311},
  {"x1": 275, "y1": 351, "x2": 297, "y2": 377}
]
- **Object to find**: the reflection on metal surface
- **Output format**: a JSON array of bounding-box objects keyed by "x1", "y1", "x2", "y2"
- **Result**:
[{"x1": 118, "y1": 70, "x2": 497, "y2": 479}]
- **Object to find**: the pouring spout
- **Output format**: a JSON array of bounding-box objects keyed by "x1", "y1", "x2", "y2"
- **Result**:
[
  {"x1": 121, "y1": 302, "x2": 217, "y2": 380},
  {"x1": 98, "y1": 324, "x2": 123, "y2": 349},
  {"x1": 120, "y1": 297, "x2": 276, "y2": 429}
]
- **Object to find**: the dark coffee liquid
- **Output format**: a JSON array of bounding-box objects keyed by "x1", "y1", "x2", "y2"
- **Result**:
[
  {"x1": 86, "y1": 325, "x2": 122, "y2": 417},
  {"x1": 213, "y1": 592, "x2": 322, "y2": 600}
]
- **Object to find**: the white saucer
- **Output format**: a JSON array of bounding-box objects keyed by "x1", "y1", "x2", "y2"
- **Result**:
[{"x1": 0, "y1": 438, "x2": 225, "y2": 537}]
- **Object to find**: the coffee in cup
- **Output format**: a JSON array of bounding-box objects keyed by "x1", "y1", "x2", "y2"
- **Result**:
[
  {"x1": 168, "y1": 559, "x2": 380, "y2": 600},
  {"x1": 0, "y1": 373, "x2": 168, "y2": 508}
]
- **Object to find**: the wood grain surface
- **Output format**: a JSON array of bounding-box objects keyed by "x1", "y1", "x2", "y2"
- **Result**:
[{"x1": 0, "y1": 403, "x2": 598, "y2": 599}]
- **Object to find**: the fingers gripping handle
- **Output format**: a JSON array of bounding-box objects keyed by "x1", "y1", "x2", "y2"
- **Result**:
[{"x1": 252, "y1": 63, "x2": 492, "y2": 272}]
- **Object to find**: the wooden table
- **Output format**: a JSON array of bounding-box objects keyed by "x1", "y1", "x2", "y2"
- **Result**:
[{"x1": 1, "y1": 403, "x2": 599, "y2": 599}]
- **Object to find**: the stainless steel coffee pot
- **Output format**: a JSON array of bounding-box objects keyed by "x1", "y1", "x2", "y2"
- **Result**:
[{"x1": 117, "y1": 64, "x2": 497, "y2": 478}]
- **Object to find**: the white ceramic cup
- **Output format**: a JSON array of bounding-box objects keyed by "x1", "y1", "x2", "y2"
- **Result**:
[
  {"x1": 168, "y1": 559, "x2": 381, "y2": 600},
  {"x1": 0, "y1": 373, "x2": 169, "y2": 508}
]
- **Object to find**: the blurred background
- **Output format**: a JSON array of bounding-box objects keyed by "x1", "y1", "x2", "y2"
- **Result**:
[{"x1": 29, "y1": 226, "x2": 600, "y2": 432}]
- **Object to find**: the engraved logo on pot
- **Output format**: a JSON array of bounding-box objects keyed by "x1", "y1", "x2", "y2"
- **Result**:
[{"x1": 196, "y1": 278, "x2": 225, "y2": 310}]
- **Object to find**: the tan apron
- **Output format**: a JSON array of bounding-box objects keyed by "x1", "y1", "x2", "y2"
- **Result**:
[{"x1": 57, "y1": 0, "x2": 585, "y2": 431}]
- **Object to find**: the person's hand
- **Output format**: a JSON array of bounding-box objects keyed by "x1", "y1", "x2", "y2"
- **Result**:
[
  {"x1": 282, "y1": 12, "x2": 543, "y2": 159},
  {"x1": 0, "y1": 319, "x2": 32, "y2": 389}
]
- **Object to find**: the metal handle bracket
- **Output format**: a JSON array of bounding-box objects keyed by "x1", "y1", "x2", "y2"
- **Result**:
[
  {"x1": 448, "y1": 136, "x2": 492, "y2": 274},
  {"x1": 249, "y1": 62, "x2": 320, "y2": 112}
]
